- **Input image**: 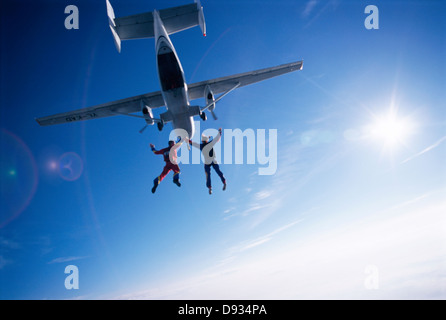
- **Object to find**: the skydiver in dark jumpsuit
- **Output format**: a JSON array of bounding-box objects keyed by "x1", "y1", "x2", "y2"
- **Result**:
[{"x1": 188, "y1": 128, "x2": 226, "y2": 195}]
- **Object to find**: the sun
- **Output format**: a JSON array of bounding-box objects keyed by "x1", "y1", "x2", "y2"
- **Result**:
[{"x1": 368, "y1": 110, "x2": 414, "y2": 148}]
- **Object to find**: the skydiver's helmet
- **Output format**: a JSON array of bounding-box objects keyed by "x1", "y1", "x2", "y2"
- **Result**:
[
  {"x1": 201, "y1": 134, "x2": 209, "y2": 142},
  {"x1": 169, "y1": 140, "x2": 175, "y2": 147}
]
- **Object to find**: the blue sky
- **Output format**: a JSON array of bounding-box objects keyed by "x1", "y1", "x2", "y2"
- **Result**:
[{"x1": 1, "y1": 0, "x2": 445, "y2": 299}]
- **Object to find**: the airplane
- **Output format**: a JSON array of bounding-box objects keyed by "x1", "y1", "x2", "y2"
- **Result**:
[{"x1": 36, "y1": 0, "x2": 303, "y2": 140}]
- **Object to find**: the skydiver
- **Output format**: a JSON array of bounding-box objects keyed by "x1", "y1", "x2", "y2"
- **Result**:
[
  {"x1": 188, "y1": 128, "x2": 226, "y2": 195},
  {"x1": 150, "y1": 140, "x2": 181, "y2": 194}
]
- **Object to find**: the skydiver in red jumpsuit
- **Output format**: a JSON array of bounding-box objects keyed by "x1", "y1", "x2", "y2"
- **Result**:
[{"x1": 150, "y1": 140, "x2": 181, "y2": 194}]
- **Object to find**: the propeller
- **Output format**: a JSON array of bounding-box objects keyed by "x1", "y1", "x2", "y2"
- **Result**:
[{"x1": 139, "y1": 124, "x2": 148, "y2": 134}]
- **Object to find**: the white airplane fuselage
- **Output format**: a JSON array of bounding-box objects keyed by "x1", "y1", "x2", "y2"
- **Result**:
[{"x1": 154, "y1": 10, "x2": 195, "y2": 139}]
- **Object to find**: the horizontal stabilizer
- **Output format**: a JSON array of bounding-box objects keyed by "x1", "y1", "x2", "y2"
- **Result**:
[
  {"x1": 106, "y1": 0, "x2": 121, "y2": 52},
  {"x1": 107, "y1": 1, "x2": 206, "y2": 50}
]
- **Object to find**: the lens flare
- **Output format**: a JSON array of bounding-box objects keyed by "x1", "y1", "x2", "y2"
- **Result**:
[
  {"x1": 58, "y1": 152, "x2": 84, "y2": 181},
  {"x1": 0, "y1": 129, "x2": 38, "y2": 228}
]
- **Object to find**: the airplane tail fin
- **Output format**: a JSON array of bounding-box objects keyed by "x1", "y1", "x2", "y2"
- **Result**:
[{"x1": 106, "y1": 0, "x2": 206, "y2": 53}]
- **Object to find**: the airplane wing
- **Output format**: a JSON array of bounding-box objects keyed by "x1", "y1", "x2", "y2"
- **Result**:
[
  {"x1": 187, "y1": 60, "x2": 303, "y2": 101},
  {"x1": 36, "y1": 90, "x2": 165, "y2": 126},
  {"x1": 36, "y1": 60, "x2": 303, "y2": 126}
]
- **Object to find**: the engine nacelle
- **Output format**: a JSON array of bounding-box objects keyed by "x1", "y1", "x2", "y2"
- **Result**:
[
  {"x1": 142, "y1": 105, "x2": 155, "y2": 125},
  {"x1": 205, "y1": 85, "x2": 215, "y2": 112}
]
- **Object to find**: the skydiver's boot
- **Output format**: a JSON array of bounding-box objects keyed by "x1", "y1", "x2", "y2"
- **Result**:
[
  {"x1": 223, "y1": 182, "x2": 226, "y2": 191},
  {"x1": 208, "y1": 187, "x2": 212, "y2": 195},
  {"x1": 152, "y1": 178, "x2": 159, "y2": 194},
  {"x1": 173, "y1": 173, "x2": 181, "y2": 187}
]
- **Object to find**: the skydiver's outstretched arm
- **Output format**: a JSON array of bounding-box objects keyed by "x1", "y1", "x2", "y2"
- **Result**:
[
  {"x1": 150, "y1": 143, "x2": 163, "y2": 155},
  {"x1": 207, "y1": 128, "x2": 222, "y2": 148},
  {"x1": 186, "y1": 139, "x2": 201, "y2": 149}
]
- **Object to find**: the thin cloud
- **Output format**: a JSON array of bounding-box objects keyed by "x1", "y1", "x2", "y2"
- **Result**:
[
  {"x1": 222, "y1": 198, "x2": 273, "y2": 221},
  {"x1": 239, "y1": 238, "x2": 272, "y2": 252},
  {"x1": 302, "y1": 0, "x2": 319, "y2": 18},
  {"x1": 0, "y1": 237, "x2": 20, "y2": 250},
  {"x1": 0, "y1": 255, "x2": 11, "y2": 270},
  {"x1": 303, "y1": 0, "x2": 340, "y2": 28},
  {"x1": 254, "y1": 190, "x2": 273, "y2": 200},
  {"x1": 124, "y1": 193, "x2": 446, "y2": 300},
  {"x1": 401, "y1": 136, "x2": 446, "y2": 164},
  {"x1": 48, "y1": 256, "x2": 89, "y2": 264},
  {"x1": 229, "y1": 219, "x2": 303, "y2": 253},
  {"x1": 0, "y1": 237, "x2": 20, "y2": 270}
]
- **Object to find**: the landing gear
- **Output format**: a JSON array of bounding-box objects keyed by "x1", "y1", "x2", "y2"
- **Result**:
[
  {"x1": 200, "y1": 112, "x2": 207, "y2": 121},
  {"x1": 157, "y1": 121, "x2": 164, "y2": 131}
]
